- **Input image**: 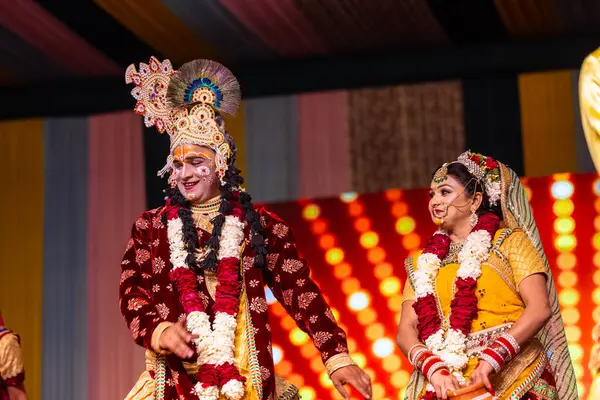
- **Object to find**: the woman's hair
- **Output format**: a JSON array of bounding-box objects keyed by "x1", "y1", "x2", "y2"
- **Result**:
[
  {"x1": 163, "y1": 131, "x2": 267, "y2": 274},
  {"x1": 435, "y1": 162, "x2": 503, "y2": 220}
]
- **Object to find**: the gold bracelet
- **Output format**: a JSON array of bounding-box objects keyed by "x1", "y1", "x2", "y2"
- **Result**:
[
  {"x1": 151, "y1": 321, "x2": 174, "y2": 354},
  {"x1": 324, "y1": 353, "x2": 357, "y2": 376}
]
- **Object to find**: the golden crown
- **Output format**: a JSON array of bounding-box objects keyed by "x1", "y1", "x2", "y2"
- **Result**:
[{"x1": 125, "y1": 56, "x2": 241, "y2": 182}]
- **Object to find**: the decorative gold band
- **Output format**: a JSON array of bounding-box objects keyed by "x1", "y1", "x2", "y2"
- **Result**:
[
  {"x1": 151, "y1": 321, "x2": 174, "y2": 354},
  {"x1": 324, "y1": 353, "x2": 357, "y2": 376}
]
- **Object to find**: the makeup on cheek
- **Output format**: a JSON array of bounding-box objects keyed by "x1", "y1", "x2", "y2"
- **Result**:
[{"x1": 197, "y1": 165, "x2": 211, "y2": 176}]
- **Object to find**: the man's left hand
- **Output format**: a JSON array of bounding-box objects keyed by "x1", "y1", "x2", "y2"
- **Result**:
[{"x1": 330, "y1": 365, "x2": 372, "y2": 399}]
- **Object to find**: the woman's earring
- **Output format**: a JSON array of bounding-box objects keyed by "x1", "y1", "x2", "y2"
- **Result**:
[{"x1": 469, "y1": 212, "x2": 478, "y2": 228}]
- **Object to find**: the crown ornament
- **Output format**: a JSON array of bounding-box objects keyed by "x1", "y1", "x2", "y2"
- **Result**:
[
  {"x1": 457, "y1": 151, "x2": 501, "y2": 206},
  {"x1": 125, "y1": 56, "x2": 241, "y2": 183}
]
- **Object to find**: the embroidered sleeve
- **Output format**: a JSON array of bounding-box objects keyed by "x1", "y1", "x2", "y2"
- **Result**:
[
  {"x1": 0, "y1": 332, "x2": 25, "y2": 385},
  {"x1": 402, "y1": 256, "x2": 416, "y2": 302},
  {"x1": 504, "y1": 231, "x2": 547, "y2": 291},
  {"x1": 259, "y1": 208, "x2": 349, "y2": 364},
  {"x1": 119, "y1": 212, "x2": 165, "y2": 351}
]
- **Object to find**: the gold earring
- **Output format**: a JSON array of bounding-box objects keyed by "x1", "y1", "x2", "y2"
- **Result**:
[{"x1": 469, "y1": 212, "x2": 478, "y2": 227}]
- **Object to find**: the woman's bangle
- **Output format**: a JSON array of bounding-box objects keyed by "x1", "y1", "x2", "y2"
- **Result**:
[
  {"x1": 408, "y1": 343, "x2": 427, "y2": 364},
  {"x1": 409, "y1": 346, "x2": 428, "y2": 366},
  {"x1": 480, "y1": 333, "x2": 520, "y2": 372}
]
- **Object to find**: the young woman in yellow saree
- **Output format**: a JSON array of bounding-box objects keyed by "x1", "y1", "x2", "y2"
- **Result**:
[{"x1": 397, "y1": 152, "x2": 577, "y2": 400}]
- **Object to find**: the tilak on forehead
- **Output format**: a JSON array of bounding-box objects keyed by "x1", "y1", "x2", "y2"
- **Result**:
[
  {"x1": 172, "y1": 145, "x2": 215, "y2": 161},
  {"x1": 125, "y1": 57, "x2": 241, "y2": 185}
]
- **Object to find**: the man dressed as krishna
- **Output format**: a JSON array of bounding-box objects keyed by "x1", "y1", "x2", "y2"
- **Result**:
[
  {"x1": 397, "y1": 151, "x2": 578, "y2": 399},
  {"x1": 118, "y1": 56, "x2": 372, "y2": 400}
]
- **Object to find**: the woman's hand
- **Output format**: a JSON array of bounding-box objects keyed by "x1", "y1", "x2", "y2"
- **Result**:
[
  {"x1": 469, "y1": 360, "x2": 495, "y2": 396},
  {"x1": 429, "y1": 369, "x2": 459, "y2": 399}
]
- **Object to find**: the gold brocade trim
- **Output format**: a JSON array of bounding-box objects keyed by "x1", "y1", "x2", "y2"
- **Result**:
[
  {"x1": 151, "y1": 321, "x2": 174, "y2": 354},
  {"x1": 465, "y1": 323, "x2": 512, "y2": 356},
  {"x1": 490, "y1": 339, "x2": 543, "y2": 398},
  {"x1": 205, "y1": 271, "x2": 218, "y2": 299},
  {"x1": 483, "y1": 257, "x2": 517, "y2": 294},
  {"x1": 529, "y1": 378, "x2": 558, "y2": 400},
  {"x1": 244, "y1": 293, "x2": 263, "y2": 399},
  {"x1": 324, "y1": 353, "x2": 357, "y2": 376},
  {"x1": 275, "y1": 375, "x2": 300, "y2": 399}
]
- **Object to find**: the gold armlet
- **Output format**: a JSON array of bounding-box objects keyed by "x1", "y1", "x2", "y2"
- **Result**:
[
  {"x1": 151, "y1": 321, "x2": 174, "y2": 354},
  {"x1": 325, "y1": 353, "x2": 357, "y2": 377}
]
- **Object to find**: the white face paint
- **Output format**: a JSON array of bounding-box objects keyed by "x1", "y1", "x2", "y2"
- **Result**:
[{"x1": 171, "y1": 144, "x2": 220, "y2": 203}]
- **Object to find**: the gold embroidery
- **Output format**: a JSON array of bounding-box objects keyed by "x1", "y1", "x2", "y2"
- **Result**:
[
  {"x1": 503, "y1": 231, "x2": 547, "y2": 290},
  {"x1": 205, "y1": 271, "x2": 218, "y2": 300},
  {"x1": 529, "y1": 378, "x2": 558, "y2": 399},
  {"x1": 324, "y1": 353, "x2": 357, "y2": 376},
  {"x1": 483, "y1": 257, "x2": 517, "y2": 294},
  {"x1": 275, "y1": 375, "x2": 300, "y2": 399},
  {"x1": 490, "y1": 339, "x2": 543, "y2": 397},
  {"x1": 465, "y1": 323, "x2": 512, "y2": 356},
  {"x1": 151, "y1": 321, "x2": 174, "y2": 354}
]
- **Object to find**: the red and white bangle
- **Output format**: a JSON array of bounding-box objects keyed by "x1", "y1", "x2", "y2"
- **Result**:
[
  {"x1": 480, "y1": 333, "x2": 520, "y2": 372},
  {"x1": 408, "y1": 345, "x2": 428, "y2": 366},
  {"x1": 423, "y1": 356, "x2": 446, "y2": 382},
  {"x1": 412, "y1": 351, "x2": 447, "y2": 381}
]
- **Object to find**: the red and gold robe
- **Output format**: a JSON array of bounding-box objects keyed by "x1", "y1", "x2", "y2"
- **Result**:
[{"x1": 119, "y1": 206, "x2": 349, "y2": 399}]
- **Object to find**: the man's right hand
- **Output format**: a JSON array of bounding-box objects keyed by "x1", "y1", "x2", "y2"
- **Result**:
[{"x1": 158, "y1": 320, "x2": 197, "y2": 359}]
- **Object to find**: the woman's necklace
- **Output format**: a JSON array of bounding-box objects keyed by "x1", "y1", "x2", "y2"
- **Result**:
[{"x1": 443, "y1": 240, "x2": 465, "y2": 265}]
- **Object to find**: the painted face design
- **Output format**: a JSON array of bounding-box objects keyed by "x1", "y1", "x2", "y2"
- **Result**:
[{"x1": 171, "y1": 144, "x2": 218, "y2": 202}]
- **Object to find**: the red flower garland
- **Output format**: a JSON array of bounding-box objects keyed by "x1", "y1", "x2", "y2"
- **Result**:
[
  {"x1": 169, "y1": 267, "x2": 203, "y2": 314},
  {"x1": 167, "y1": 199, "x2": 247, "y2": 395},
  {"x1": 413, "y1": 233, "x2": 450, "y2": 341},
  {"x1": 414, "y1": 213, "x2": 500, "y2": 342}
]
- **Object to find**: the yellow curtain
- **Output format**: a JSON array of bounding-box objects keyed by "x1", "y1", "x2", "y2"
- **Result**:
[
  {"x1": 94, "y1": 0, "x2": 219, "y2": 64},
  {"x1": 0, "y1": 119, "x2": 44, "y2": 399},
  {"x1": 223, "y1": 102, "x2": 246, "y2": 182},
  {"x1": 519, "y1": 71, "x2": 577, "y2": 177}
]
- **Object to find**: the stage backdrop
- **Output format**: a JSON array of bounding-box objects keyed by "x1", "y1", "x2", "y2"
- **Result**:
[
  {"x1": 0, "y1": 111, "x2": 597, "y2": 399},
  {"x1": 265, "y1": 172, "x2": 597, "y2": 400}
]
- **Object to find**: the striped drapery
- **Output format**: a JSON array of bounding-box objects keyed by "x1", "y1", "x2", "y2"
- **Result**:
[
  {"x1": 42, "y1": 118, "x2": 89, "y2": 400},
  {"x1": 87, "y1": 111, "x2": 146, "y2": 399}
]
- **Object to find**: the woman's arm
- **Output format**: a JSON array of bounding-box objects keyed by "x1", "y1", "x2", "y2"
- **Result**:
[
  {"x1": 396, "y1": 300, "x2": 421, "y2": 358},
  {"x1": 507, "y1": 273, "x2": 552, "y2": 344}
]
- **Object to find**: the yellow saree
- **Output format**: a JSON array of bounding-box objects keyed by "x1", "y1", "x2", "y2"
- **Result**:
[
  {"x1": 403, "y1": 229, "x2": 557, "y2": 399},
  {"x1": 402, "y1": 163, "x2": 577, "y2": 400}
]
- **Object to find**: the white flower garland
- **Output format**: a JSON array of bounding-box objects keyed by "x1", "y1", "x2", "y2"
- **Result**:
[
  {"x1": 415, "y1": 229, "x2": 492, "y2": 383},
  {"x1": 167, "y1": 215, "x2": 246, "y2": 400}
]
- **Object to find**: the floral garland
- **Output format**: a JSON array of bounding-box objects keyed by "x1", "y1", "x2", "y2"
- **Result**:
[
  {"x1": 166, "y1": 201, "x2": 246, "y2": 400},
  {"x1": 413, "y1": 213, "x2": 500, "y2": 392},
  {"x1": 457, "y1": 152, "x2": 501, "y2": 206}
]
